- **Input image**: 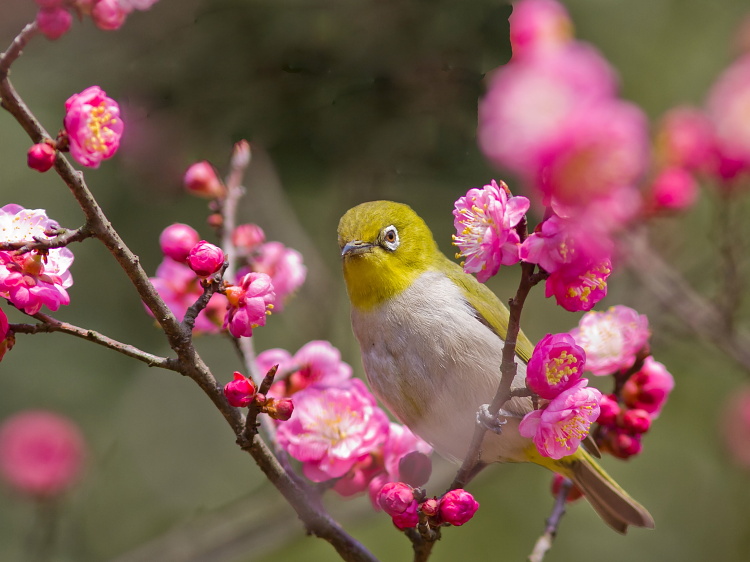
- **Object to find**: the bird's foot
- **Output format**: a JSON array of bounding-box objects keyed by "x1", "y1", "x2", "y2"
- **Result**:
[{"x1": 477, "y1": 404, "x2": 510, "y2": 434}]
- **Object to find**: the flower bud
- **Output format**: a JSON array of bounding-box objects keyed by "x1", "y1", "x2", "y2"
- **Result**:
[
  {"x1": 183, "y1": 161, "x2": 226, "y2": 199},
  {"x1": 377, "y1": 482, "x2": 419, "y2": 530},
  {"x1": 91, "y1": 0, "x2": 127, "y2": 31},
  {"x1": 604, "y1": 429, "x2": 643, "y2": 459},
  {"x1": 27, "y1": 143, "x2": 57, "y2": 172},
  {"x1": 420, "y1": 497, "x2": 439, "y2": 517},
  {"x1": 0, "y1": 309, "x2": 14, "y2": 362},
  {"x1": 597, "y1": 394, "x2": 620, "y2": 427},
  {"x1": 232, "y1": 223, "x2": 266, "y2": 253},
  {"x1": 398, "y1": 451, "x2": 432, "y2": 488},
  {"x1": 223, "y1": 372, "x2": 256, "y2": 407},
  {"x1": 159, "y1": 223, "x2": 200, "y2": 263},
  {"x1": 36, "y1": 7, "x2": 72, "y2": 40},
  {"x1": 647, "y1": 167, "x2": 699, "y2": 212},
  {"x1": 550, "y1": 473, "x2": 584, "y2": 502},
  {"x1": 187, "y1": 241, "x2": 225, "y2": 277},
  {"x1": 618, "y1": 408, "x2": 652, "y2": 434},
  {"x1": 264, "y1": 398, "x2": 294, "y2": 421},
  {"x1": 439, "y1": 489, "x2": 479, "y2": 526}
]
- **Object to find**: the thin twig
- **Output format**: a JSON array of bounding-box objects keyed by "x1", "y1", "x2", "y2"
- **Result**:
[
  {"x1": 0, "y1": 224, "x2": 94, "y2": 253},
  {"x1": 528, "y1": 479, "x2": 571, "y2": 562}
]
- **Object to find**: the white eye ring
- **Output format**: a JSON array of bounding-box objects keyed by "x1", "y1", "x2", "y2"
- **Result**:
[{"x1": 381, "y1": 225, "x2": 400, "y2": 251}]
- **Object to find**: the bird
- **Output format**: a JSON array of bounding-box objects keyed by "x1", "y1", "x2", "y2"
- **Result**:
[{"x1": 337, "y1": 200, "x2": 654, "y2": 533}]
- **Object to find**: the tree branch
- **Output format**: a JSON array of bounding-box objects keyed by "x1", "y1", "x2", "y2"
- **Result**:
[{"x1": 528, "y1": 478, "x2": 571, "y2": 562}]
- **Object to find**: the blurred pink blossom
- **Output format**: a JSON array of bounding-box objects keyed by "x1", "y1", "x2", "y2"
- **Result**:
[
  {"x1": 224, "y1": 272, "x2": 275, "y2": 338},
  {"x1": 232, "y1": 224, "x2": 266, "y2": 255},
  {"x1": 276, "y1": 379, "x2": 389, "y2": 482},
  {"x1": 654, "y1": 106, "x2": 716, "y2": 172},
  {"x1": 183, "y1": 161, "x2": 225, "y2": 199},
  {"x1": 645, "y1": 167, "x2": 699, "y2": 213},
  {"x1": 452, "y1": 179, "x2": 529, "y2": 282},
  {"x1": 526, "y1": 333, "x2": 586, "y2": 399},
  {"x1": 509, "y1": 0, "x2": 573, "y2": 60},
  {"x1": 63, "y1": 86, "x2": 123, "y2": 168},
  {"x1": 0, "y1": 205, "x2": 74, "y2": 315},
  {"x1": 36, "y1": 7, "x2": 72, "y2": 40},
  {"x1": 0, "y1": 307, "x2": 12, "y2": 362},
  {"x1": 91, "y1": 0, "x2": 127, "y2": 30},
  {"x1": 0, "y1": 411, "x2": 85, "y2": 498},
  {"x1": 569, "y1": 306, "x2": 650, "y2": 375},
  {"x1": 242, "y1": 241, "x2": 305, "y2": 311}
]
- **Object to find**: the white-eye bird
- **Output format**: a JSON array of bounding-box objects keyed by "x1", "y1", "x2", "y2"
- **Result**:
[{"x1": 338, "y1": 200, "x2": 654, "y2": 533}]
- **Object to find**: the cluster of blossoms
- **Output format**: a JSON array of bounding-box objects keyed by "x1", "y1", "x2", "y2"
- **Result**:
[
  {"x1": 0, "y1": 410, "x2": 86, "y2": 498},
  {"x1": 376, "y1": 482, "x2": 479, "y2": 530},
  {"x1": 570, "y1": 307, "x2": 674, "y2": 460},
  {"x1": 34, "y1": 0, "x2": 160, "y2": 41},
  {"x1": 518, "y1": 333, "x2": 602, "y2": 459},
  {"x1": 0, "y1": 204, "x2": 74, "y2": 320}
]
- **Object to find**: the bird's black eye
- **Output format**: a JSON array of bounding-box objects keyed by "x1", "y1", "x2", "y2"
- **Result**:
[{"x1": 381, "y1": 225, "x2": 400, "y2": 251}]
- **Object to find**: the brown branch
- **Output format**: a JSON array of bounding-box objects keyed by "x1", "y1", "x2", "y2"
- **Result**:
[
  {"x1": 528, "y1": 478, "x2": 571, "y2": 562},
  {"x1": 0, "y1": 224, "x2": 94, "y2": 253}
]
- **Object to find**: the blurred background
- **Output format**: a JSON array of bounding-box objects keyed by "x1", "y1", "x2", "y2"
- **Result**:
[{"x1": 2, "y1": 0, "x2": 750, "y2": 560}]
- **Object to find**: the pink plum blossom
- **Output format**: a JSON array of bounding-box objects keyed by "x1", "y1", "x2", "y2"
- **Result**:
[
  {"x1": 223, "y1": 371, "x2": 256, "y2": 408},
  {"x1": 159, "y1": 223, "x2": 200, "y2": 263},
  {"x1": 544, "y1": 258, "x2": 611, "y2": 312},
  {"x1": 91, "y1": 0, "x2": 127, "y2": 30},
  {"x1": 187, "y1": 241, "x2": 225, "y2": 277},
  {"x1": 452, "y1": 179, "x2": 530, "y2": 282},
  {"x1": 64, "y1": 86, "x2": 124, "y2": 168},
  {"x1": 439, "y1": 489, "x2": 480, "y2": 526},
  {"x1": 243, "y1": 242, "x2": 306, "y2": 311},
  {"x1": 224, "y1": 272, "x2": 276, "y2": 338},
  {"x1": 509, "y1": 0, "x2": 573, "y2": 60},
  {"x1": 276, "y1": 379, "x2": 390, "y2": 482},
  {"x1": 377, "y1": 481, "x2": 419, "y2": 530},
  {"x1": 526, "y1": 333, "x2": 586, "y2": 399},
  {"x1": 36, "y1": 7, "x2": 72, "y2": 40},
  {"x1": 0, "y1": 205, "x2": 74, "y2": 314},
  {"x1": 645, "y1": 167, "x2": 699, "y2": 212},
  {"x1": 335, "y1": 454, "x2": 383, "y2": 498},
  {"x1": 569, "y1": 306, "x2": 650, "y2": 375},
  {"x1": 621, "y1": 356, "x2": 674, "y2": 418},
  {"x1": 519, "y1": 379, "x2": 601, "y2": 459},
  {"x1": 232, "y1": 224, "x2": 266, "y2": 255},
  {"x1": 183, "y1": 161, "x2": 225, "y2": 199},
  {"x1": 654, "y1": 106, "x2": 716, "y2": 172},
  {"x1": 148, "y1": 257, "x2": 226, "y2": 333},
  {"x1": 0, "y1": 411, "x2": 86, "y2": 498},
  {"x1": 27, "y1": 143, "x2": 57, "y2": 172}
]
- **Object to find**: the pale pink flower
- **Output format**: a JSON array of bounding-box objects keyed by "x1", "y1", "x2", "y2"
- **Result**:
[
  {"x1": 621, "y1": 356, "x2": 674, "y2": 418},
  {"x1": 91, "y1": 0, "x2": 127, "y2": 30},
  {"x1": 276, "y1": 379, "x2": 390, "y2": 482},
  {"x1": 223, "y1": 371, "x2": 256, "y2": 408},
  {"x1": 224, "y1": 272, "x2": 275, "y2": 338},
  {"x1": 159, "y1": 223, "x2": 200, "y2": 263},
  {"x1": 187, "y1": 241, "x2": 225, "y2": 277},
  {"x1": 479, "y1": 42, "x2": 617, "y2": 177},
  {"x1": 232, "y1": 224, "x2": 266, "y2": 255},
  {"x1": 377, "y1": 482, "x2": 419, "y2": 530},
  {"x1": 148, "y1": 257, "x2": 226, "y2": 333},
  {"x1": 526, "y1": 333, "x2": 586, "y2": 399},
  {"x1": 256, "y1": 347, "x2": 294, "y2": 382},
  {"x1": 243, "y1": 242, "x2": 305, "y2": 311},
  {"x1": 27, "y1": 143, "x2": 57, "y2": 172},
  {"x1": 519, "y1": 379, "x2": 601, "y2": 459},
  {"x1": 439, "y1": 489, "x2": 480, "y2": 526},
  {"x1": 36, "y1": 7, "x2": 73, "y2": 40},
  {"x1": 0, "y1": 205, "x2": 74, "y2": 314},
  {"x1": 654, "y1": 106, "x2": 716, "y2": 172},
  {"x1": 569, "y1": 306, "x2": 650, "y2": 375},
  {"x1": 509, "y1": 0, "x2": 573, "y2": 59},
  {"x1": 452, "y1": 180, "x2": 530, "y2": 282},
  {"x1": 183, "y1": 161, "x2": 225, "y2": 199},
  {"x1": 0, "y1": 411, "x2": 85, "y2": 498},
  {"x1": 706, "y1": 53, "x2": 750, "y2": 181},
  {"x1": 64, "y1": 86, "x2": 123, "y2": 168},
  {"x1": 544, "y1": 258, "x2": 611, "y2": 312},
  {"x1": 645, "y1": 167, "x2": 699, "y2": 212}
]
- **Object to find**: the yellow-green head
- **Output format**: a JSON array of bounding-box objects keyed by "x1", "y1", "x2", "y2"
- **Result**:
[{"x1": 338, "y1": 201, "x2": 440, "y2": 310}]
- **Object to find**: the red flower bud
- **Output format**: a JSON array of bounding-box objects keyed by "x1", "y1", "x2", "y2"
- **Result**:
[
  {"x1": 187, "y1": 241, "x2": 225, "y2": 277},
  {"x1": 223, "y1": 372, "x2": 256, "y2": 408},
  {"x1": 27, "y1": 143, "x2": 57, "y2": 172},
  {"x1": 265, "y1": 398, "x2": 294, "y2": 421}
]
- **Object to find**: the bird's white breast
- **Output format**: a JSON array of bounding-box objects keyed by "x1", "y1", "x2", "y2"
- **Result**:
[{"x1": 351, "y1": 270, "x2": 530, "y2": 463}]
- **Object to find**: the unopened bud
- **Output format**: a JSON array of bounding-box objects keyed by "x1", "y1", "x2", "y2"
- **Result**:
[
  {"x1": 438, "y1": 489, "x2": 479, "y2": 526},
  {"x1": 420, "y1": 498, "x2": 439, "y2": 517},
  {"x1": 27, "y1": 143, "x2": 57, "y2": 172},
  {"x1": 160, "y1": 223, "x2": 200, "y2": 263},
  {"x1": 398, "y1": 451, "x2": 432, "y2": 488},
  {"x1": 184, "y1": 161, "x2": 226, "y2": 199},
  {"x1": 618, "y1": 408, "x2": 652, "y2": 434},
  {"x1": 187, "y1": 241, "x2": 225, "y2": 277},
  {"x1": 223, "y1": 372, "x2": 256, "y2": 408},
  {"x1": 264, "y1": 398, "x2": 294, "y2": 421}
]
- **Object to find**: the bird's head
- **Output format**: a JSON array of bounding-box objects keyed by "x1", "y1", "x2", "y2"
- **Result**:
[{"x1": 338, "y1": 201, "x2": 440, "y2": 310}]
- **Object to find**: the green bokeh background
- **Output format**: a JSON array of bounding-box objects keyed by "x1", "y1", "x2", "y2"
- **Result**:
[{"x1": 2, "y1": 0, "x2": 750, "y2": 560}]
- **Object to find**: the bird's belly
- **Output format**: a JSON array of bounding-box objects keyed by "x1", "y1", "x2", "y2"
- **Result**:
[{"x1": 351, "y1": 271, "x2": 531, "y2": 464}]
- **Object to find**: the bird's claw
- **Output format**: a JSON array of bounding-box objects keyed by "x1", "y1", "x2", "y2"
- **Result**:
[{"x1": 477, "y1": 404, "x2": 508, "y2": 434}]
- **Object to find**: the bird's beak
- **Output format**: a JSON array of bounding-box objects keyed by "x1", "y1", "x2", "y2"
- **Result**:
[{"x1": 341, "y1": 240, "x2": 375, "y2": 257}]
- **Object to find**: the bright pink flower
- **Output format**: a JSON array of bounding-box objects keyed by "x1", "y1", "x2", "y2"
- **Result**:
[
  {"x1": 596, "y1": 394, "x2": 620, "y2": 427},
  {"x1": 159, "y1": 223, "x2": 200, "y2": 263},
  {"x1": 244, "y1": 242, "x2": 306, "y2": 311},
  {"x1": 36, "y1": 7, "x2": 73, "y2": 40},
  {"x1": 187, "y1": 241, "x2": 225, "y2": 277},
  {"x1": 618, "y1": 408, "x2": 652, "y2": 434},
  {"x1": 0, "y1": 205, "x2": 74, "y2": 315},
  {"x1": 224, "y1": 371, "x2": 256, "y2": 407},
  {"x1": 569, "y1": 306, "x2": 650, "y2": 375},
  {"x1": 509, "y1": 0, "x2": 573, "y2": 60},
  {"x1": 452, "y1": 179, "x2": 530, "y2": 282},
  {"x1": 0, "y1": 411, "x2": 85, "y2": 498},
  {"x1": 27, "y1": 143, "x2": 57, "y2": 172},
  {"x1": 64, "y1": 86, "x2": 123, "y2": 168},
  {"x1": 148, "y1": 257, "x2": 226, "y2": 333},
  {"x1": 224, "y1": 272, "x2": 275, "y2": 338},
  {"x1": 621, "y1": 356, "x2": 674, "y2": 418},
  {"x1": 232, "y1": 224, "x2": 266, "y2": 255},
  {"x1": 519, "y1": 379, "x2": 601, "y2": 459},
  {"x1": 479, "y1": 42, "x2": 617, "y2": 178},
  {"x1": 183, "y1": 161, "x2": 226, "y2": 199},
  {"x1": 0, "y1": 308, "x2": 12, "y2": 362},
  {"x1": 544, "y1": 258, "x2": 611, "y2": 312},
  {"x1": 276, "y1": 379, "x2": 390, "y2": 482},
  {"x1": 706, "y1": 54, "x2": 750, "y2": 181},
  {"x1": 722, "y1": 386, "x2": 750, "y2": 470},
  {"x1": 654, "y1": 106, "x2": 715, "y2": 172},
  {"x1": 377, "y1": 482, "x2": 419, "y2": 529},
  {"x1": 439, "y1": 489, "x2": 480, "y2": 526},
  {"x1": 646, "y1": 167, "x2": 699, "y2": 212},
  {"x1": 91, "y1": 0, "x2": 127, "y2": 30},
  {"x1": 527, "y1": 333, "x2": 586, "y2": 399}
]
